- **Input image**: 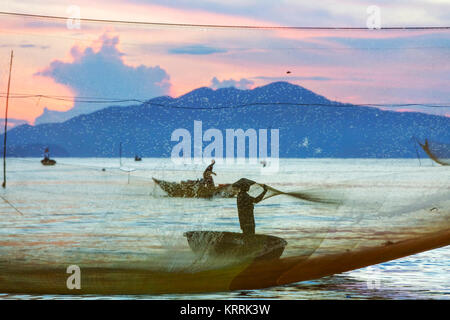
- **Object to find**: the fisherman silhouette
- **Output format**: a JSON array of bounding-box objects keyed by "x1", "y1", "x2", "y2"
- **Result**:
[
  {"x1": 236, "y1": 180, "x2": 268, "y2": 235},
  {"x1": 202, "y1": 159, "x2": 216, "y2": 189},
  {"x1": 41, "y1": 147, "x2": 56, "y2": 165}
]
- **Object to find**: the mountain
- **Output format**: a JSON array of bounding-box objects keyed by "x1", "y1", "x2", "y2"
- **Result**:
[{"x1": 2, "y1": 82, "x2": 449, "y2": 158}]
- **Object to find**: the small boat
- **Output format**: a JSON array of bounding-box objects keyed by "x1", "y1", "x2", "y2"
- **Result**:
[
  {"x1": 41, "y1": 158, "x2": 56, "y2": 166},
  {"x1": 134, "y1": 155, "x2": 142, "y2": 161},
  {"x1": 184, "y1": 231, "x2": 287, "y2": 261},
  {"x1": 41, "y1": 148, "x2": 56, "y2": 166},
  {"x1": 152, "y1": 177, "x2": 238, "y2": 198}
]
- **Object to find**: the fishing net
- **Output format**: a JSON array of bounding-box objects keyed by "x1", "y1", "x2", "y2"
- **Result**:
[
  {"x1": 0, "y1": 14, "x2": 449, "y2": 296},
  {"x1": 0, "y1": 157, "x2": 448, "y2": 295},
  {"x1": 418, "y1": 139, "x2": 450, "y2": 166}
]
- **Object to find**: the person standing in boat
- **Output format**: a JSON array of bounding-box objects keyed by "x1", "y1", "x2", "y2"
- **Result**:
[
  {"x1": 44, "y1": 147, "x2": 50, "y2": 160},
  {"x1": 236, "y1": 182, "x2": 268, "y2": 235},
  {"x1": 202, "y1": 159, "x2": 216, "y2": 189}
]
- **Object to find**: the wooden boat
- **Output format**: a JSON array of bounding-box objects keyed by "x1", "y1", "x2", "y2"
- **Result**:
[
  {"x1": 152, "y1": 177, "x2": 238, "y2": 198},
  {"x1": 41, "y1": 146, "x2": 56, "y2": 166},
  {"x1": 184, "y1": 231, "x2": 287, "y2": 261},
  {"x1": 41, "y1": 157, "x2": 56, "y2": 166}
]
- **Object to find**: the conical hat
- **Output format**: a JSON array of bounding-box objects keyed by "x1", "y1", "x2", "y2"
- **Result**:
[{"x1": 232, "y1": 178, "x2": 256, "y2": 188}]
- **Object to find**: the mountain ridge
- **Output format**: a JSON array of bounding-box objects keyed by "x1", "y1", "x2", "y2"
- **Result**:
[{"x1": 3, "y1": 81, "x2": 449, "y2": 158}]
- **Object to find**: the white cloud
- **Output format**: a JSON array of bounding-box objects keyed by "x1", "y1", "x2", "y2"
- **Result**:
[
  {"x1": 210, "y1": 77, "x2": 253, "y2": 89},
  {"x1": 35, "y1": 33, "x2": 171, "y2": 124}
]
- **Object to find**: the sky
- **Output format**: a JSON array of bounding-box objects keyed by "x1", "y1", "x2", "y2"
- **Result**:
[{"x1": 0, "y1": 0, "x2": 449, "y2": 125}]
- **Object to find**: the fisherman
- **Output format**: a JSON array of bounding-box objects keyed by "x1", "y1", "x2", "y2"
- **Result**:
[
  {"x1": 44, "y1": 147, "x2": 49, "y2": 160},
  {"x1": 235, "y1": 180, "x2": 268, "y2": 235},
  {"x1": 202, "y1": 159, "x2": 216, "y2": 189}
]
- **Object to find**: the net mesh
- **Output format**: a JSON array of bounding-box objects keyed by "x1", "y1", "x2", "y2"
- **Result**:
[
  {"x1": 419, "y1": 139, "x2": 450, "y2": 166},
  {"x1": 0, "y1": 158, "x2": 448, "y2": 294}
]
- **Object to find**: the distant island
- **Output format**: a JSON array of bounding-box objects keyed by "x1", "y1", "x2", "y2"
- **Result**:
[{"x1": 2, "y1": 82, "x2": 449, "y2": 158}]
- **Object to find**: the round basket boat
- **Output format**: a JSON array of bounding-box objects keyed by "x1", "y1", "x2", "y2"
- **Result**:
[{"x1": 184, "y1": 231, "x2": 287, "y2": 261}]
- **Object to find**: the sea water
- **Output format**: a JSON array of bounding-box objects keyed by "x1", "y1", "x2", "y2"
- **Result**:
[{"x1": 0, "y1": 158, "x2": 448, "y2": 299}]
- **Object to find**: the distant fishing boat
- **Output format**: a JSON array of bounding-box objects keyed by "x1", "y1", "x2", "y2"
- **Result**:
[
  {"x1": 41, "y1": 158, "x2": 56, "y2": 166},
  {"x1": 41, "y1": 147, "x2": 56, "y2": 166}
]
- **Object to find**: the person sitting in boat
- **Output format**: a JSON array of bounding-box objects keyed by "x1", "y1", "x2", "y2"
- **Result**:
[
  {"x1": 236, "y1": 181, "x2": 268, "y2": 235},
  {"x1": 202, "y1": 159, "x2": 216, "y2": 189}
]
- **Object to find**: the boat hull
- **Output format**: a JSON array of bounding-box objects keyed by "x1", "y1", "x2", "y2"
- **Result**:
[
  {"x1": 153, "y1": 178, "x2": 238, "y2": 198},
  {"x1": 184, "y1": 231, "x2": 287, "y2": 261},
  {"x1": 41, "y1": 159, "x2": 56, "y2": 166}
]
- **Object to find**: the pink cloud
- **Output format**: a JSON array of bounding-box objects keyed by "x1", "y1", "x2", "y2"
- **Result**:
[
  {"x1": 0, "y1": 1, "x2": 449, "y2": 121},
  {"x1": 396, "y1": 108, "x2": 418, "y2": 113}
]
